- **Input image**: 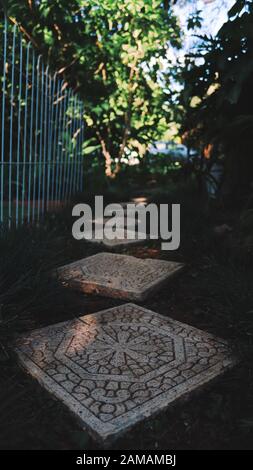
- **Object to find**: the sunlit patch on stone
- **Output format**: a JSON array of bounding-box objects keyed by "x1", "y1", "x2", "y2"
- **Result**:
[
  {"x1": 15, "y1": 303, "x2": 237, "y2": 443},
  {"x1": 57, "y1": 252, "x2": 184, "y2": 301}
]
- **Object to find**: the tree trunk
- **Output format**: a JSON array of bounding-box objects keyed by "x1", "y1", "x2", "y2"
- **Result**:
[
  {"x1": 101, "y1": 142, "x2": 113, "y2": 178},
  {"x1": 96, "y1": 130, "x2": 118, "y2": 178},
  {"x1": 103, "y1": 149, "x2": 113, "y2": 178}
]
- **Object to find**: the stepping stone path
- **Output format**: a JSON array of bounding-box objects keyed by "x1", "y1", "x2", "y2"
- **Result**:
[
  {"x1": 57, "y1": 252, "x2": 184, "y2": 301},
  {"x1": 15, "y1": 303, "x2": 236, "y2": 443},
  {"x1": 88, "y1": 201, "x2": 147, "y2": 248},
  {"x1": 14, "y1": 199, "x2": 237, "y2": 444}
]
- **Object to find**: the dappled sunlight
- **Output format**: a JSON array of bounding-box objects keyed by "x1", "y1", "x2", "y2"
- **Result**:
[{"x1": 1, "y1": 0, "x2": 252, "y2": 452}]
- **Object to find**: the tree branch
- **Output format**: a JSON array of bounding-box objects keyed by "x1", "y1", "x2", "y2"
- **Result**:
[{"x1": 9, "y1": 16, "x2": 39, "y2": 48}]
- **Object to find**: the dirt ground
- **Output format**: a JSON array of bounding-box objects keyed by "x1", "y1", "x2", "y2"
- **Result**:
[{"x1": 1, "y1": 188, "x2": 253, "y2": 450}]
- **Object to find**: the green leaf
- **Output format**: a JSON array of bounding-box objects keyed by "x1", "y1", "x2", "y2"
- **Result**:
[{"x1": 82, "y1": 145, "x2": 101, "y2": 155}]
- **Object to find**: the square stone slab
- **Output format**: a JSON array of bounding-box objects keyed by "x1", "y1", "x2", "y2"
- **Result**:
[
  {"x1": 57, "y1": 252, "x2": 184, "y2": 301},
  {"x1": 92, "y1": 216, "x2": 138, "y2": 230},
  {"x1": 83, "y1": 228, "x2": 145, "y2": 249},
  {"x1": 14, "y1": 303, "x2": 237, "y2": 443}
]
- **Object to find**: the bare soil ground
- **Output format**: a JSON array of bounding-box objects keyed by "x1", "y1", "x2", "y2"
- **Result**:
[{"x1": 0, "y1": 186, "x2": 253, "y2": 450}]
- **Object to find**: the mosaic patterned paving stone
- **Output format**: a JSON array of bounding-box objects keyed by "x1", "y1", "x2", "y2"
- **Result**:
[
  {"x1": 15, "y1": 303, "x2": 237, "y2": 443},
  {"x1": 90, "y1": 202, "x2": 148, "y2": 231},
  {"x1": 57, "y1": 252, "x2": 184, "y2": 301}
]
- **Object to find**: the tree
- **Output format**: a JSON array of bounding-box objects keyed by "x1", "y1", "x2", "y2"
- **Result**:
[
  {"x1": 77, "y1": 1, "x2": 181, "y2": 177},
  {"x1": 5, "y1": 0, "x2": 181, "y2": 178},
  {"x1": 182, "y1": 0, "x2": 253, "y2": 198}
]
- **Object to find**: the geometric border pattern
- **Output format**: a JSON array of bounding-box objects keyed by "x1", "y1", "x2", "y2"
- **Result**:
[{"x1": 15, "y1": 303, "x2": 237, "y2": 443}]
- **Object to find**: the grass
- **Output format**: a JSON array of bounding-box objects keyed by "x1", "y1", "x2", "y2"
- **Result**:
[{"x1": 0, "y1": 179, "x2": 253, "y2": 449}]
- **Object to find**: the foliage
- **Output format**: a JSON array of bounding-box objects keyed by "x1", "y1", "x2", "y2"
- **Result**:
[
  {"x1": 4, "y1": 0, "x2": 182, "y2": 177},
  {"x1": 182, "y1": 0, "x2": 253, "y2": 199}
]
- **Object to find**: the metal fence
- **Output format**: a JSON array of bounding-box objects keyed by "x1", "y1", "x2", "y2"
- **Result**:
[{"x1": 0, "y1": 16, "x2": 85, "y2": 228}]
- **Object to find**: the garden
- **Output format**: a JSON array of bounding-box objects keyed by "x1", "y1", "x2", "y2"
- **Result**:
[{"x1": 0, "y1": 0, "x2": 253, "y2": 452}]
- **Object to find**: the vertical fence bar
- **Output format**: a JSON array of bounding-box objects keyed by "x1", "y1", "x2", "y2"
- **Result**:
[
  {"x1": 73, "y1": 101, "x2": 79, "y2": 195},
  {"x1": 75, "y1": 101, "x2": 82, "y2": 192},
  {"x1": 32, "y1": 55, "x2": 42, "y2": 222},
  {"x1": 59, "y1": 87, "x2": 70, "y2": 202},
  {"x1": 57, "y1": 84, "x2": 66, "y2": 200},
  {"x1": 68, "y1": 94, "x2": 77, "y2": 199},
  {"x1": 74, "y1": 98, "x2": 81, "y2": 195},
  {"x1": 27, "y1": 49, "x2": 35, "y2": 224},
  {"x1": 57, "y1": 87, "x2": 65, "y2": 202},
  {"x1": 78, "y1": 110, "x2": 82, "y2": 193},
  {"x1": 63, "y1": 90, "x2": 71, "y2": 201},
  {"x1": 80, "y1": 106, "x2": 85, "y2": 192},
  {"x1": 81, "y1": 104, "x2": 85, "y2": 192},
  {"x1": 78, "y1": 102, "x2": 83, "y2": 192},
  {"x1": 75, "y1": 102, "x2": 80, "y2": 193},
  {"x1": 1, "y1": 16, "x2": 7, "y2": 225},
  {"x1": 42, "y1": 65, "x2": 49, "y2": 216},
  {"x1": 72, "y1": 97, "x2": 80, "y2": 196},
  {"x1": 15, "y1": 32, "x2": 23, "y2": 227},
  {"x1": 1, "y1": 19, "x2": 85, "y2": 231},
  {"x1": 8, "y1": 25, "x2": 17, "y2": 228},
  {"x1": 66, "y1": 91, "x2": 75, "y2": 201},
  {"x1": 21, "y1": 42, "x2": 31, "y2": 224},
  {"x1": 47, "y1": 72, "x2": 56, "y2": 210},
  {"x1": 55, "y1": 81, "x2": 66, "y2": 203},
  {"x1": 77, "y1": 111, "x2": 82, "y2": 193},
  {"x1": 46, "y1": 70, "x2": 56, "y2": 210},
  {"x1": 37, "y1": 61, "x2": 44, "y2": 219},
  {"x1": 51, "y1": 79, "x2": 60, "y2": 206}
]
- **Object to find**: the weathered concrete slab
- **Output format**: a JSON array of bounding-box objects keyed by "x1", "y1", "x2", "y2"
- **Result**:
[
  {"x1": 57, "y1": 252, "x2": 184, "y2": 301},
  {"x1": 92, "y1": 216, "x2": 138, "y2": 230},
  {"x1": 82, "y1": 228, "x2": 147, "y2": 249},
  {"x1": 15, "y1": 303, "x2": 237, "y2": 443}
]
